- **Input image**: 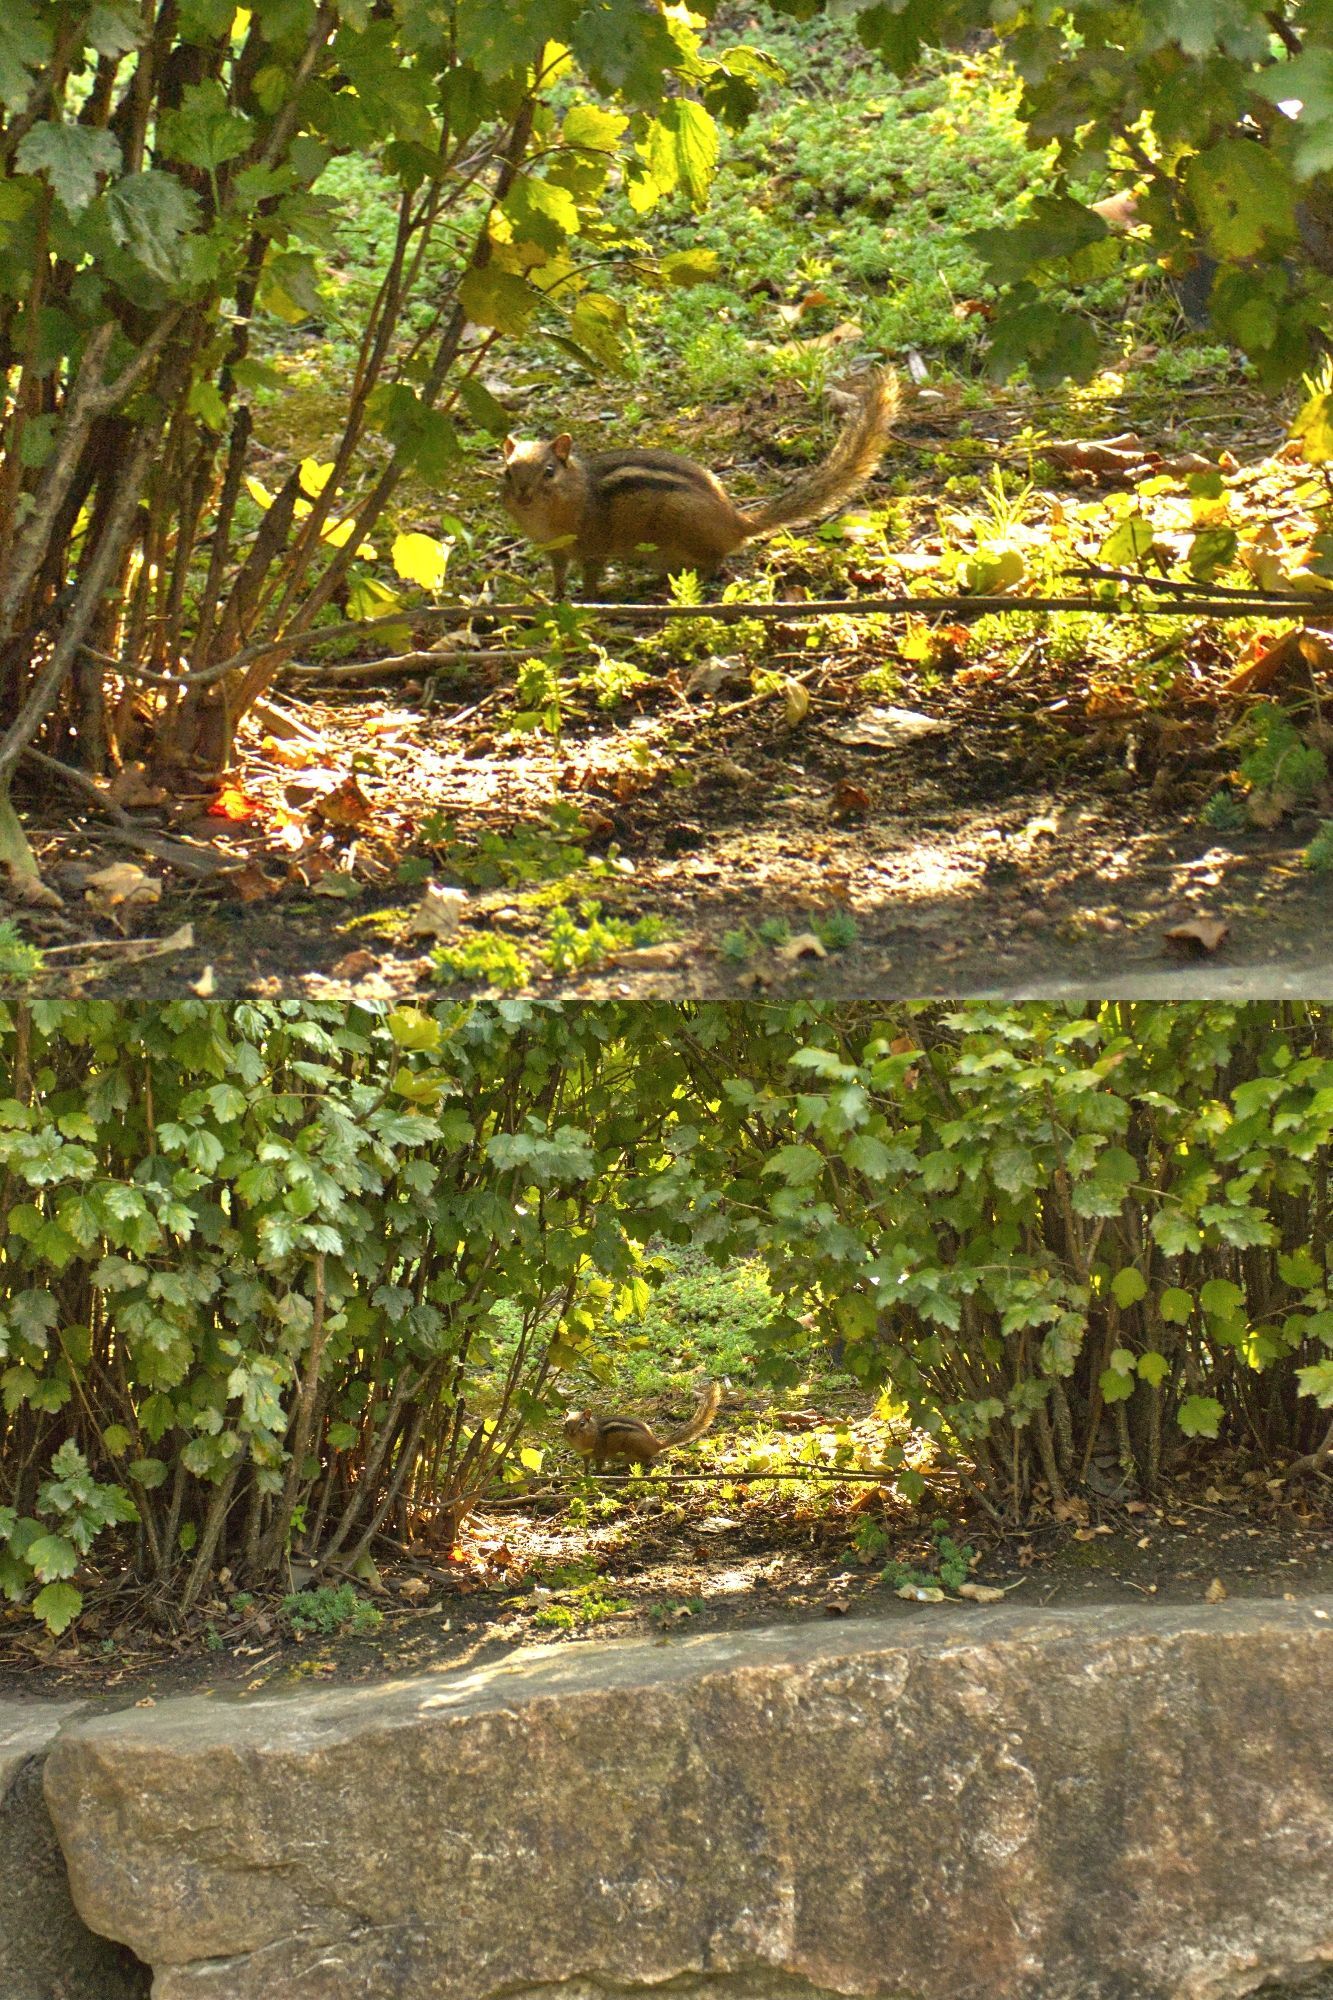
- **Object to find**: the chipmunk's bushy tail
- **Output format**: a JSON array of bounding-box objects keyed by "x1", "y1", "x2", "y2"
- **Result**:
[
  {"x1": 662, "y1": 1379, "x2": 722, "y2": 1448},
  {"x1": 742, "y1": 368, "x2": 899, "y2": 538}
]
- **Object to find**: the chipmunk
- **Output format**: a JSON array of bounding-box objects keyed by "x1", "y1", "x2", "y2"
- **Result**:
[
  {"x1": 500, "y1": 369, "x2": 899, "y2": 596},
  {"x1": 563, "y1": 1379, "x2": 722, "y2": 1472}
]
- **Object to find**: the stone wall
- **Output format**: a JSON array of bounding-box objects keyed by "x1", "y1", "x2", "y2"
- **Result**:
[
  {"x1": 0, "y1": 1700, "x2": 150, "y2": 2000},
  {"x1": 39, "y1": 1596, "x2": 1333, "y2": 2000}
]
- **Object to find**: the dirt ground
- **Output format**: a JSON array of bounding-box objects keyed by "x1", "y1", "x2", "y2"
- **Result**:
[
  {"x1": 11, "y1": 386, "x2": 1333, "y2": 1003},
  {"x1": 4, "y1": 1458, "x2": 1328, "y2": 1709}
]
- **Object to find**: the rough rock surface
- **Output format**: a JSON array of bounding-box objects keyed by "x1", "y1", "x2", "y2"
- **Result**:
[
  {"x1": 43, "y1": 1598, "x2": 1333, "y2": 2000},
  {"x1": 0, "y1": 1699, "x2": 150, "y2": 2000}
]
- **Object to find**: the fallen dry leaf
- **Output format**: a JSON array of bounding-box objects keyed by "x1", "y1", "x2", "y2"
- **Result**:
[
  {"x1": 84, "y1": 862, "x2": 161, "y2": 913},
  {"x1": 312, "y1": 774, "x2": 375, "y2": 829},
  {"x1": 779, "y1": 932, "x2": 828, "y2": 963},
  {"x1": 227, "y1": 862, "x2": 284, "y2": 903},
  {"x1": 1047, "y1": 438, "x2": 1152, "y2": 477},
  {"x1": 1225, "y1": 626, "x2": 1333, "y2": 695},
  {"x1": 404, "y1": 882, "x2": 466, "y2": 940},
  {"x1": 783, "y1": 679, "x2": 811, "y2": 727},
  {"x1": 832, "y1": 705, "x2": 952, "y2": 749},
  {"x1": 106, "y1": 762, "x2": 167, "y2": 808},
  {"x1": 785, "y1": 317, "x2": 863, "y2": 353},
  {"x1": 896, "y1": 1583, "x2": 945, "y2": 1603},
  {"x1": 329, "y1": 948, "x2": 381, "y2": 980},
  {"x1": 833, "y1": 779, "x2": 871, "y2": 816},
  {"x1": 1163, "y1": 917, "x2": 1230, "y2": 957},
  {"x1": 207, "y1": 781, "x2": 259, "y2": 822},
  {"x1": 956, "y1": 1582, "x2": 1007, "y2": 1604},
  {"x1": 615, "y1": 943, "x2": 681, "y2": 970},
  {"x1": 1204, "y1": 1577, "x2": 1228, "y2": 1604}
]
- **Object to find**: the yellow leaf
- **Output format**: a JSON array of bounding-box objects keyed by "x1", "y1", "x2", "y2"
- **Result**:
[
  {"x1": 299, "y1": 458, "x2": 334, "y2": 499},
  {"x1": 392, "y1": 531, "x2": 450, "y2": 591},
  {"x1": 244, "y1": 475, "x2": 274, "y2": 512},
  {"x1": 519, "y1": 1446, "x2": 544, "y2": 1472}
]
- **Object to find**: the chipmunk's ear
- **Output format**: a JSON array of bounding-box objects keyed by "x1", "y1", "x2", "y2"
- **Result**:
[
  {"x1": 552, "y1": 432, "x2": 573, "y2": 462},
  {"x1": 502, "y1": 435, "x2": 518, "y2": 462}
]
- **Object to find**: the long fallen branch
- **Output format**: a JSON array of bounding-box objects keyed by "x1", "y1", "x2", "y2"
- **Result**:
[{"x1": 74, "y1": 586, "x2": 1333, "y2": 698}]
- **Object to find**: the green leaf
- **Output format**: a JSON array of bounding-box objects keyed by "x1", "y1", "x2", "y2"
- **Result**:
[
  {"x1": 1290, "y1": 388, "x2": 1333, "y2": 467},
  {"x1": 159, "y1": 81, "x2": 254, "y2": 172},
  {"x1": 459, "y1": 264, "x2": 538, "y2": 336},
  {"x1": 985, "y1": 296, "x2": 1101, "y2": 388},
  {"x1": 660, "y1": 246, "x2": 721, "y2": 287},
  {"x1": 457, "y1": 375, "x2": 511, "y2": 437},
  {"x1": 1098, "y1": 1365, "x2": 1135, "y2": 1402},
  {"x1": 1279, "y1": 1246, "x2": 1323, "y2": 1291},
  {"x1": 563, "y1": 104, "x2": 629, "y2": 152},
  {"x1": 1200, "y1": 1277, "x2": 1245, "y2": 1316},
  {"x1": 258, "y1": 250, "x2": 323, "y2": 321},
  {"x1": 1136, "y1": 1350, "x2": 1171, "y2": 1388},
  {"x1": 1253, "y1": 47, "x2": 1333, "y2": 178},
  {"x1": 1296, "y1": 1359, "x2": 1333, "y2": 1407},
  {"x1": 855, "y1": 1, "x2": 927, "y2": 70},
  {"x1": 571, "y1": 0, "x2": 682, "y2": 102},
  {"x1": 1201, "y1": 1202, "x2": 1274, "y2": 1248},
  {"x1": 26, "y1": 1533, "x2": 78, "y2": 1582},
  {"x1": 1099, "y1": 513, "x2": 1156, "y2": 568},
  {"x1": 456, "y1": 0, "x2": 579, "y2": 79},
  {"x1": 1139, "y1": 0, "x2": 1269, "y2": 60},
  {"x1": 84, "y1": 3, "x2": 143, "y2": 58},
  {"x1": 1111, "y1": 1266, "x2": 1147, "y2": 1308},
  {"x1": 1158, "y1": 1287, "x2": 1194, "y2": 1325},
  {"x1": 0, "y1": 0, "x2": 50, "y2": 113},
  {"x1": 372, "y1": 384, "x2": 460, "y2": 483},
  {"x1": 505, "y1": 173, "x2": 581, "y2": 251},
  {"x1": 844, "y1": 1133, "x2": 895, "y2": 1180},
  {"x1": 1151, "y1": 1208, "x2": 1202, "y2": 1256},
  {"x1": 644, "y1": 99, "x2": 719, "y2": 210},
  {"x1": 101, "y1": 172, "x2": 201, "y2": 286},
  {"x1": 15, "y1": 124, "x2": 123, "y2": 215},
  {"x1": 1187, "y1": 527, "x2": 1237, "y2": 581},
  {"x1": 969, "y1": 196, "x2": 1108, "y2": 287},
  {"x1": 569, "y1": 292, "x2": 630, "y2": 371},
  {"x1": 32, "y1": 1581, "x2": 82, "y2": 1635},
  {"x1": 763, "y1": 1144, "x2": 825, "y2": 1187},
  {"x1": 990, "y1": 1141, "x2": 1036, "y2": 1194},
  {"x1": 1176, "y1": 1394, "x2": 1224, "y2": 1439},
  {"x1": 1185, "y1": 139, "x2": 1297, "y2": 260}
]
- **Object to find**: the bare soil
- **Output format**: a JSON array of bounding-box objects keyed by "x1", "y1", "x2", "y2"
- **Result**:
[{"x1": 4, "y1": 1458, "x2": 1328, "y2": 1710}]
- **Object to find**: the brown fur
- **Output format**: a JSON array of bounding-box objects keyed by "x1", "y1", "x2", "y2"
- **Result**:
[
  {"x1": 563, "y1": 1380, "x2": 723, "y2": 1471},
  {"x1": 501, "y1": 370, "x2": 899, "y2": 595}
]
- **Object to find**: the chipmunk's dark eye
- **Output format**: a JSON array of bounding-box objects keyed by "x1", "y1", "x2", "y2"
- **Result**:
[{"x1": 543, "y1": 462, "x2": 557, "y2": 479}]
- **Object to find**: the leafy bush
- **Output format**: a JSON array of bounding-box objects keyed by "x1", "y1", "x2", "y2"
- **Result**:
[
  {"x1": 657, "y1": 1001, "x2": 1333, "y2": 1517},
  {"x1": 0, "y1": 998, "x2": 685, "y2": 1628},
  {"x1": 3, "y1": 997, "x2": 1331, "y2": 1636}
]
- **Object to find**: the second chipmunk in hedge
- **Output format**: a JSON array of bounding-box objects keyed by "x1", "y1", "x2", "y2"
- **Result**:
[{"x1": 501, "y1": 370, "x2": 899, "y2": 597}]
